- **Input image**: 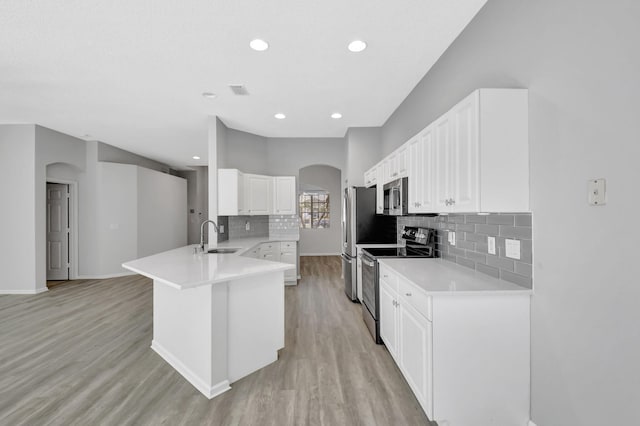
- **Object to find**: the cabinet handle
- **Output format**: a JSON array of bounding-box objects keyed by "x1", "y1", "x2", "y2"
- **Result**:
[
  {"x1": 383, "y1": 274, "x2": 388, "y2": 278},
  {"x1": 450, "y1": 198, "x2": 456, "y2": 205},
  {"x1": 405, "y1": 292, "x2": 412, "y2": 297}
]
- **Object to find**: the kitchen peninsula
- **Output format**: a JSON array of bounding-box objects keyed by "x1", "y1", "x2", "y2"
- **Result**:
[{"x1": 122, "y1": 240, "x2": 295, "y2": 399}]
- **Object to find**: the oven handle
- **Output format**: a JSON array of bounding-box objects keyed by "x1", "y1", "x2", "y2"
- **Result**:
[
  {"x1": 341, "y1": 253, "x2": 352, "y2": 264},
  {"x1": 362, "y1": 258, "x2": 375, "y2": 267}
]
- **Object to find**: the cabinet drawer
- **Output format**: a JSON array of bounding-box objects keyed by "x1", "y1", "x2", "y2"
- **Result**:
[
  {"x1": 281, "y1": 247, "x2": 295, "y2": 255},
  {"x1": 398, "y1": 277, "x2": 431, "y2": 321},
  {"x1": 260, "y1": 242, "x2": 278, "y2": 253},
  {"x1": 281, "y1": 241, "x2": 296, "y2": 249},
  {"x1": 379, "y1": 264, "x2": 398, "y2": 290}
]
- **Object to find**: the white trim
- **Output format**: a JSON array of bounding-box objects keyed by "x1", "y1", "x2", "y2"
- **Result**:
[
  {"x1": 76, "y1": 271, "x2": 137, "y2": 280},
  {"x1": 1, "y1": 287, "x2": 49, "y2": 295},
  {"x1": 151, "y1": 340, "x2": 231, "y2": 399},
  {"x1": 46, "y1": 178, "x2": 79, "y2": 280},
  {"x1": 299, "y1": 252, "x2": 340, "y2": 256}
]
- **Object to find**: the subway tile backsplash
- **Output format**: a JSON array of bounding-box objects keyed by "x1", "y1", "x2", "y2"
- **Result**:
[
  {"x1": 269, "y1": 215, "x2": 300, "y2": 241},
  {"x1": 229, "y1": 215, "x2": 269, "y2": 239},
  {"x1": 397, "y1": 213, "x2": 533, "y2": 289}
]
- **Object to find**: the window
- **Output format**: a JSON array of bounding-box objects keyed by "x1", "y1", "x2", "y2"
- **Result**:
[{"x1": 299, "y1": 191, "x2": 330, "y2": 229}]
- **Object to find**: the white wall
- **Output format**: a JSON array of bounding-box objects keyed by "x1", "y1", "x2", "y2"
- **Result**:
[
  {"x1": 97, "y1": 162, "x2": 138, "y2": 275},
  {"x1": 379, "y1": 1, "x2": 640, "y2": 424},
  {"x1": 298, "y1": 165, "x2": 342, "y2": 255},
  {"x1": 137, "y1": 166, "x2": 187, "y2": 257},
  {"x1": 345, "y1": 127, "x2": 382, "y2": 187},
  {"x1": 0, "y1": 125, "x2": 38, "y2": 293},
  {"x1": 35, "y1": 126, "x2": 87, "y2": 286}
]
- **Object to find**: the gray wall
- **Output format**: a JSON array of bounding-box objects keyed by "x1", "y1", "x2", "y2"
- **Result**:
[
  {"x1": 345, "y1": 127, "x2": 382, "y2": 187},
  {"x1": 298, "y1": 165, "x2": 342, "y2": 255},
  {"x1": 97, "y1": 141, "x2": 171, "y2": 173},
  {"x1": 225, "y1": 128, "x2": 268, "y2": 174},
  {"x1": 267, "y1": 137, "x2": 346, "y2": 177},
  {"x1": 381, "y1": 1, "x2": 640, "y2": 424}
]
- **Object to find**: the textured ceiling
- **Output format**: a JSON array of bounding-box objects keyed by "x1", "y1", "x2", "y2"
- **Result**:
[{"x1": 0, "y1": 0, "x2": 487, "y2": 167}]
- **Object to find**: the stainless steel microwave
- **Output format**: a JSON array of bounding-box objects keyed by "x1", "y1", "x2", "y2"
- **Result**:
[{"x1": 383, "y1": 177, "x2": 408, "y2": 215}]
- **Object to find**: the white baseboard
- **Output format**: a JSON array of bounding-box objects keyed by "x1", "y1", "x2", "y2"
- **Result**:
[
  {"x1": 0, "y1": 287, "x2": 49, "y2": 295},
  {"x1": 76, "y1": 271, "x2": 137, "y2": 280},
  {"x1": 151, "y1": 340, "x2": 231, "y2": 399},
  {"x1": 300, "y1": 253, "x2": 340, "y2": 256}
]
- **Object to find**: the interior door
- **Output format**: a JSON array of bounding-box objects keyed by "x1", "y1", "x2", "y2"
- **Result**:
[{"x1": 47, "y1": 183, "x2": 69, "y2": 280}]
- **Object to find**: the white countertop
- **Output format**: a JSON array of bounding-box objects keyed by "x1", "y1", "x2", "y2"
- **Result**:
[
  {"x1": 123, "y1": 237, "x2": 296, "y2": 290},
  {"x1": 378, "y1": 258, "x2": 532, "y2": 296}
]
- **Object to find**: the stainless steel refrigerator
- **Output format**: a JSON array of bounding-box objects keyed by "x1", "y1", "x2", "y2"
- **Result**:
[{"x1": 341, "y1": 186, "x2": 397, "y2": 301}]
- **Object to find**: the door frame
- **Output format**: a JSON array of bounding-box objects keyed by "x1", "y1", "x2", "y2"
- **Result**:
[{"x1": 46, "y1": 178, "x2": 79, "y2": 280}]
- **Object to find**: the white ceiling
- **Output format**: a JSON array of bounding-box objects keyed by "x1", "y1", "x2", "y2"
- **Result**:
[{"x1": 0, "y1": 0, "x2": 487, "y2": 168}]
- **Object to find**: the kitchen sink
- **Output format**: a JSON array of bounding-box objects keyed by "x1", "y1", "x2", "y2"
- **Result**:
[{"x1": 207, "y1": 248, "x2": 239, "y2": 254}]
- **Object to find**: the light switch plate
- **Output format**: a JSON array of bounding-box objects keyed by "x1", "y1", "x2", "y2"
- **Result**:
[
  {"x1": 588, "y1": 178, "x2": 606, "y2": 205},
  {"x1": 505, "y1": 239, "x2": 521, "y2": 260},
  {"x1": 448, "y1": 231, "x2": 456, "y2": 246},
  {"x1": 488, "y1": 236, "x2": 496, "y2": 255}
]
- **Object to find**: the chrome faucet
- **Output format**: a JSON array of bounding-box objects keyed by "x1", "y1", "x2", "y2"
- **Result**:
[{"x1": 200, "y1": 219, "x2": 220, "y2": 251}]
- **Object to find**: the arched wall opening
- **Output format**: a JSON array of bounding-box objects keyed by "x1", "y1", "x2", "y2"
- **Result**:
[{"x1": 297, "y1": 164, "x2": 342, "y2": 256}]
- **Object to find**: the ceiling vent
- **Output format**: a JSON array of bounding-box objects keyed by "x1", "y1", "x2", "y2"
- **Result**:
[{"x1": 229, "y1": 84, "x2": 249, "y2": 95}]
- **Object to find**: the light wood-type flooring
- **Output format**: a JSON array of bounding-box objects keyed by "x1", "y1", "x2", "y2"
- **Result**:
[{"x1": 0, "y1": 256, "x2": 432, "y2": 425}]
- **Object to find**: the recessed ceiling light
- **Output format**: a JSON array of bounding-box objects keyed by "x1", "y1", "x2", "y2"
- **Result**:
[
  {"x1": 250, "y1": 39, "x2": 269, "y2": 51},
  {"x1": 192, "y1": 156, "x2": 201, "y2": 160},
  {"x1": 274, "y1": 113, "x2": 286, "y2": 120},
  {"x1": 202, "y1": 92, "x2": 217, "y2": 99},
  {"x1": 331, "y1": 113, "x2": 343, "y2": 119},
  {"x1": 348, "y1": 40, "x2": 367, "y2": 53}
]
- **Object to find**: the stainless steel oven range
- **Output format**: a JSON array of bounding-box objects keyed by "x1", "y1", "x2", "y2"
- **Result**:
[{"x1": 361, "y1": 226, "x2": 436, "y2": 343}]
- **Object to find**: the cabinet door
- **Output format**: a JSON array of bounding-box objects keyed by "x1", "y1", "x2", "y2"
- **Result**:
[
  {"x1": 450, "y1": 91, "x2": 479, "y2": 212},
  {"x1": 396, "y1": 145, "x2": 409, "y2": 178},
  {"x1": 379, "y1": 281, "x2": 399, "y2": 361},
  {"x1": 376, "y1": 164, "x2": 384, "y2": 214},
  {"x1": 280, "y1": 247, "x2": 297, "y2": 281},
  {"x1": 218, "y1": 169, "x2": 243, "y2": 216},
  {"x1": 408, "y1": 129, "x2": 435, "y2": 214},
  {"x1": 399, "y1": 302, "x2": 433, "y2": 419},
  {"x1": 245, "y1": 174, "x2": 272, "y2": 215},
  {"x1": 273, "y1": 176, "x2": 296, "y2": 215},
  {"x1": 434, "y1": 115, "x2": 452, "y2": 212}
]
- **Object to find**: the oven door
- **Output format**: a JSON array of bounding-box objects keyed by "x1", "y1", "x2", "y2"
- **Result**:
[{"x1": 361, "y1": 253, "x2": 381, "y2": 343}]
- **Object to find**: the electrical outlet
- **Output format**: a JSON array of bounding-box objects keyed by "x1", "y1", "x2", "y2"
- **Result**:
[
  {"x1": 588, "y1": 178, "x2": 606, "y2": 205},
  {"x1": 448, "y1": 231, "x2": 456, "y2": 246},
  {"x1": 245, "y1": 221, "x2": 250, "y2": 231},
  {"x1": 505, "y1": 239, "x2": 521, "y2": 260},
  {"x1": 219, "y1": 225, "x2": 225, "y2": 234},
  {"x1": 488, "y1": 236, "x2": 496, "y2": 255}
]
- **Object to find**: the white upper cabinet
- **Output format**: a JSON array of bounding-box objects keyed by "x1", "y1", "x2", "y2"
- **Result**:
[
  {"x1": 364, "y1": 166, "x2": 377, "y2": 188},
  {"x1": 376, "y1": 162, "x2": 385, "y2": 214},
  {"x1": 244, "y1": 174, "x2": 272, "y2": 215},
  {"x1": 408, "y1": 127, "x2": 435, "y2": 213},
  {"x1": 380, "y1": 88, "x2": 529, "y2": 213},
  {"x1": 396, "y1": 145, "x2": 409, "y2": 178},
  {"x1": 218, "y1": 169, "x2": 246, "y2": 216},
  {"x1": 273, "y1": 176, "x2": 296, "y2": 215},
  {"x1": 219, "y1": 169, "x2": 296, "y2": 216}
]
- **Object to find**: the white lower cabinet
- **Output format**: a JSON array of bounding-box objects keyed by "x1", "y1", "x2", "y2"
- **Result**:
[
  {"x1": 398, "y1": 300, "x2": 433, "y2": 419},
  {"x1": 245, "y1": 241, "x2": 298, "y2": 285},
  {"x1": 380, "y1": 274, "x2": 432, "y2": 419},
  {"x1": 379, "y1": 263, "x2": 530, "y2": 426}
]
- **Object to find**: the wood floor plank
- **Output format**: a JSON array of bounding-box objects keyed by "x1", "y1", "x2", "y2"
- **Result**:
[{"x1": 0, "y1": 256, "x2": 432, "y2": 425}]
